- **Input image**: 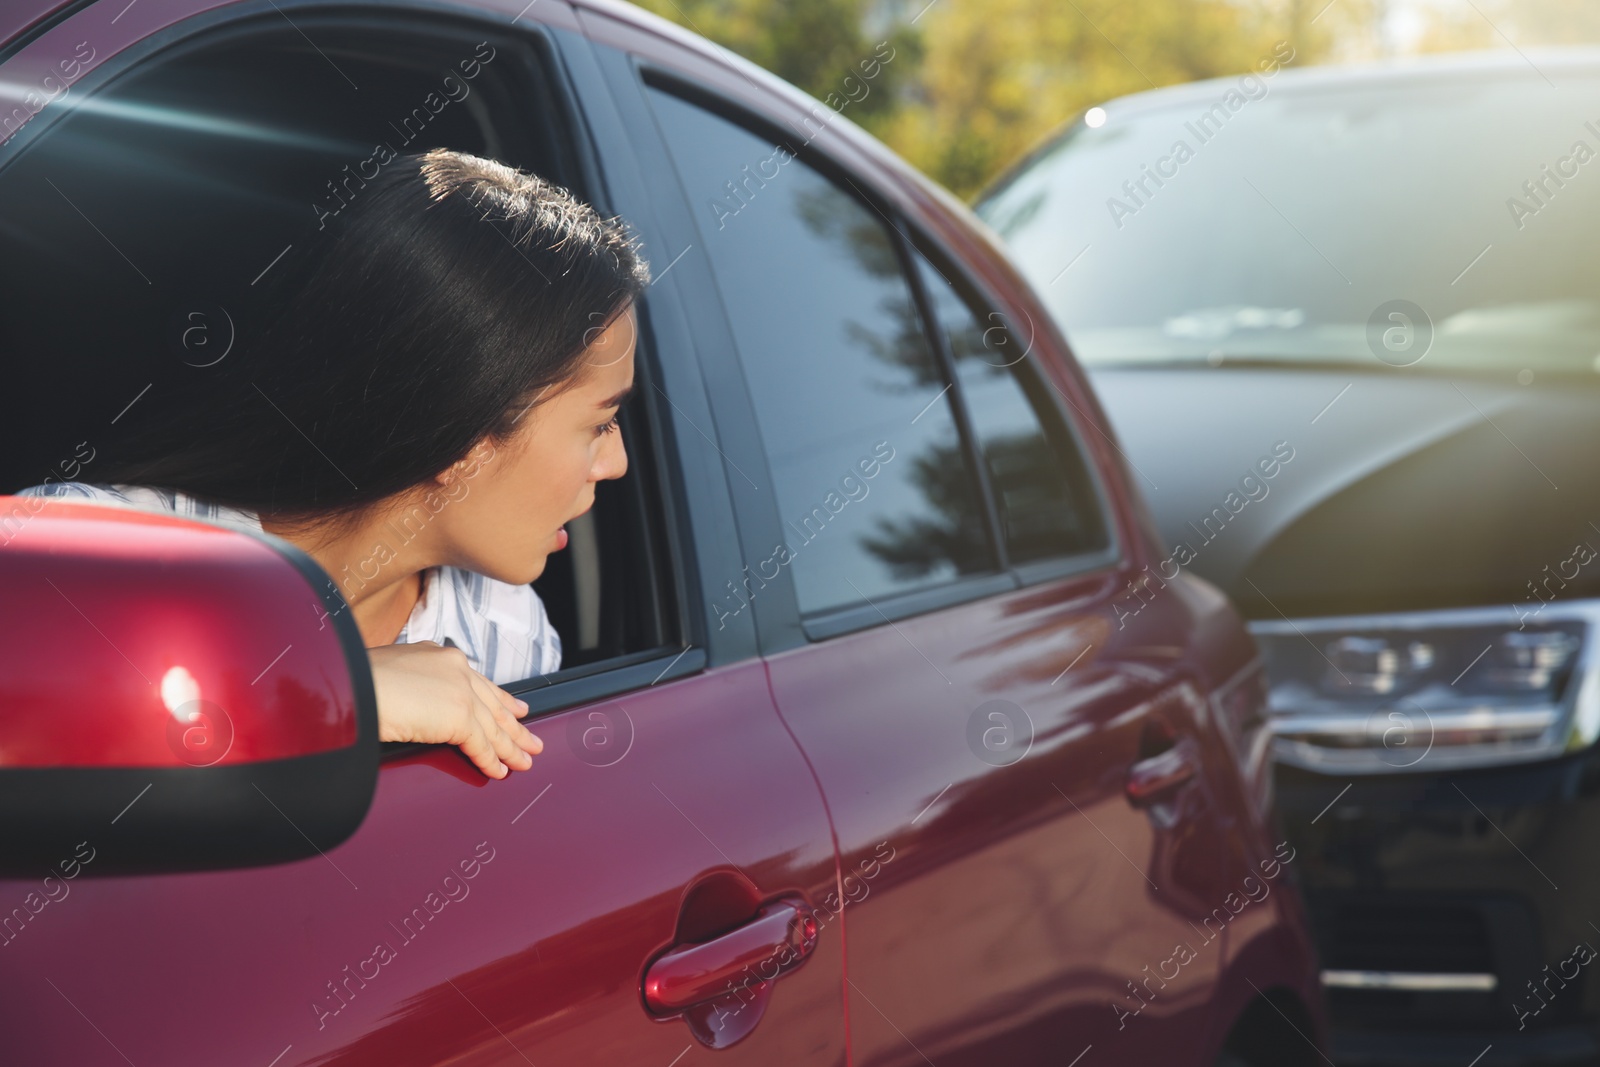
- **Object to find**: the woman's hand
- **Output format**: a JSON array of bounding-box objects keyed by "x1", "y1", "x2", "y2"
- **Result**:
[{"x1": 367, "y1": 641, "x2": 544, "y2": 778}]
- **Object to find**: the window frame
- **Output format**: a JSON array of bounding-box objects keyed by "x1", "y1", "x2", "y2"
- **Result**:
[
  {"x1": 471, "y1": 20, "x2": 716, "y2": 717},
  {"x1": 0, "y1": 7, "x2": 717, "y2": 747}
]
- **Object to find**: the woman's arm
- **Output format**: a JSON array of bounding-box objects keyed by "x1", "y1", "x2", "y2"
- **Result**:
[{"x1": 368, "y1": 642, "x2": 543, "y2": 778}]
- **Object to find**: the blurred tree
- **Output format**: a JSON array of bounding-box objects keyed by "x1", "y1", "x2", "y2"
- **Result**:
[
  {"x1": 1385, "y1": 0, "x2": 1495, "y2": 52},
  {"x1": 625, "y1": 0, "x2": 1383, "y2": 197},
  {"x1": 629, "y1": 0, "x2": 919, "y2": 126},
  {"x1": 1513, "y1": 0, "x2": 1600, "y2": 42},
  {"x1": 874, "y1": 0, "x2": 1373, "y2": 197}
]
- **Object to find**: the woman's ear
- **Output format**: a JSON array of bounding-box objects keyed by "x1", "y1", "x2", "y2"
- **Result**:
[
  {"x1": 434, "y1": 439, "x2": 497, "y2": 487},
  {"x1": 434, "y1": 459, "x2": 464, "y2": 488}
]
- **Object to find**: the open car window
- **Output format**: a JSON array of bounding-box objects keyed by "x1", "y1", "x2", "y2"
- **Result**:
[{"x1": 0, "y1": 12, "x2": 692, "y2": 725}]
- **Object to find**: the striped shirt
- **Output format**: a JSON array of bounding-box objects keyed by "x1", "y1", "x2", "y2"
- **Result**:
[{"x1": 15, "y1": 482, "x2": 561, "y2": 685}]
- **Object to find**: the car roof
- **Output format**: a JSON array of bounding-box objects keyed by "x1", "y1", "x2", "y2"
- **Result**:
[
  {"x1": 0, "y1": 0, "x2": 687, "y2": 66},
  {"x1": 979, "y1": 45, "x2": 1600, "y2": 204}
]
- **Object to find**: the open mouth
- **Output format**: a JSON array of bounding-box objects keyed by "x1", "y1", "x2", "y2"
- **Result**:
[{"x1": 556, "y1": 501, "x2": 594, "y2": 548}]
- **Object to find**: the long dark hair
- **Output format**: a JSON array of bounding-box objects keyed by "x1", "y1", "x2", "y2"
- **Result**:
[{"x1": 102, "y1": 147, "x2": 650, "y2": 524}]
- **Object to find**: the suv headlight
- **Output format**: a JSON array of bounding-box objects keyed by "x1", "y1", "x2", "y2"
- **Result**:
[{"x1": 1249, "y1": 604, "x2": 1597, "y2": 774}]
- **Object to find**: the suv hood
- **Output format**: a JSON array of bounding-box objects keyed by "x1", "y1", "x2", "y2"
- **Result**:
[{"x1": 1088, "y1": 365, "x2": 1600, "y2": 620}]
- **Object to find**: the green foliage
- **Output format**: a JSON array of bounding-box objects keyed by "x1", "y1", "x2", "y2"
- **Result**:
[
  {"x1": 623, "y1": 0, "x2": 1406, "y2": 198},
  {"x1": 630, "y1": 0, "x2": 917, "y2": 124}
]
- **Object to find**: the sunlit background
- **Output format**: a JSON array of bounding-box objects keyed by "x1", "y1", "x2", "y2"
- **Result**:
[{"x1": 628, "y1": 0, "x2": 1599, "y2": 197}]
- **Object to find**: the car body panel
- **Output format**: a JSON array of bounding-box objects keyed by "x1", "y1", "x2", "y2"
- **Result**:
[
  {"x1": 763, "y1": 566, "x2": 1308, "y2": 1065},
  {"x1": 0, "y1": 658, "x2": 847, "y2": 1067}
]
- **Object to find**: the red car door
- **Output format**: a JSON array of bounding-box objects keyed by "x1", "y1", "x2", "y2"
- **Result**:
[
  {"x1": 0, "y1": 4, "x2": 845, "y2": 1065},
  {"x1": 0, "y1": 664, "x2": 847, "y2": 1067},
  {"x1": 629, "y1": 79, "x2": 1251, "y2": 1064}
]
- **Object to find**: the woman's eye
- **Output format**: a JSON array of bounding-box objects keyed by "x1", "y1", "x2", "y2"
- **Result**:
[{"x1": 595, "y1": 415, "x2": 620, "y2": 437}]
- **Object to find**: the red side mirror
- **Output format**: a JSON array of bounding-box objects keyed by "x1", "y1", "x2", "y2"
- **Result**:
[{"x1": 0, "y1": 497, "x2": 379, "y2": 874}]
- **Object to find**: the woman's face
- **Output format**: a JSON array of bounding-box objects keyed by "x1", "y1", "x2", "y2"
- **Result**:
[{"x1": 425, "y1": 305, "x2": 636, "y2": 585}]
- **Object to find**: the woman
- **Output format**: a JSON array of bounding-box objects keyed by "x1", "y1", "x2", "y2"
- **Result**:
[{"x1": 18, "y1": 147, "x2": 649, "y2": 779}]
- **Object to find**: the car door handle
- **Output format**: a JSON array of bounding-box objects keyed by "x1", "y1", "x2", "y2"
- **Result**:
[
  {"x1": 1126, "y1": 737, "x2": 1198, "y2": 805},
  {"x1": 643, "y1": 898, "x2": 818, "y2": 1013}
]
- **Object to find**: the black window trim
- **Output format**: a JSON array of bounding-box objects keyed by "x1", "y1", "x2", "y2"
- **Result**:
[
  {"x1": 576, "y1": 39, "x2": 785, "y2": 660},
  {"x1": 381, "y1": 643, "x2": 707, "y2": 763},
  {"x1": 802, "y1": 224, "x2": 1125, "y2": 640},
  {"x1": 540, "y1": 36, "x2": 713, "y2": 683},
  {"x1": 897, "y1": 226, "x2": 1125, "y2": 586},
  {"x1": 800, "y1": 573, "x2": 1020, "y2": 642},
  {"x1": 511, "y1": 641, "x2": 705, "y2": 720},
  {"x1": 895, "y1": 218, "x2": 1011, "y2": 576}
]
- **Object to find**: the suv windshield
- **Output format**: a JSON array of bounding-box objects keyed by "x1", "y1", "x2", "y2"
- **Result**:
[{"x1": 978, "y1": 65, "x2": 1600, "y2": 373}]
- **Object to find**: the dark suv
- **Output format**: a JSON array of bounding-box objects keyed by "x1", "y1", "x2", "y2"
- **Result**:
[{"x1": 980, "y1": 46, "x2": 1600, "y2": 1067}]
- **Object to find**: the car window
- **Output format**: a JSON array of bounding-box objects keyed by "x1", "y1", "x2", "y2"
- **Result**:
[
  {"x1": 644, "y1": 87, "x2": 994, "y2": 617},
  {"x1": 0, "y1": 17, "x2": 691, "y2": 705},
  {"x1": 911, "y1": 252, "x2": 1111, "y2": 565}
]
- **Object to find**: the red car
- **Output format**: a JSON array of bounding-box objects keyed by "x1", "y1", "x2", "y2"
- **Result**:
[{"x1": 0, "y1": 0, "x2": 1323, "y2": 1063}]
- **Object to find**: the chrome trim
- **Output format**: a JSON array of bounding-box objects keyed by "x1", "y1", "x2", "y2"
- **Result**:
[
  {"x1": 1249, "y1": 600, "x2": 1600, "y2": 775},
  {"x1": 1272, "y1": 707, "x2": 1558, "y2": 743},
  {"x1": 1322, "y1": 969, "x2": 1498, "y2": 992}
]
